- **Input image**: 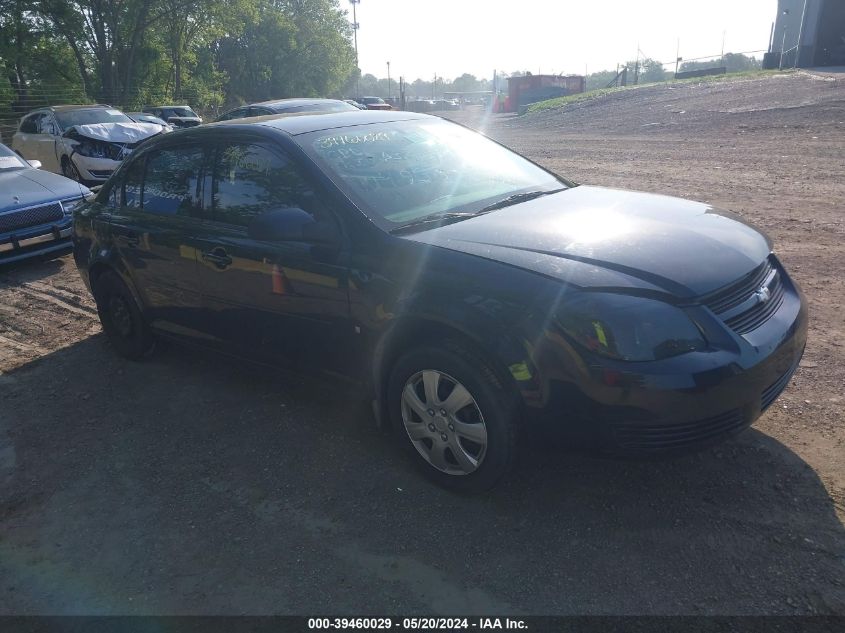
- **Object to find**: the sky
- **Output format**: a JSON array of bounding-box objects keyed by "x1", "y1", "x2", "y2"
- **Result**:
[{"x1": 350, "y1": 0, "x2": 779, "y2": 80}]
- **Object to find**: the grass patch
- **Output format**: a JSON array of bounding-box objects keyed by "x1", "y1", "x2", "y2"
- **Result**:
[{"x1": 525, "y1": 69, "x2": 795, "y2": 114}]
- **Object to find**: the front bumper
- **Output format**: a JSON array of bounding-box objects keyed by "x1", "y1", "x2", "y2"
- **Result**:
[
  {"x1": 0, "y1": 219, "x2": 73, "y2": 264},
  {"x1": 528, "y1": 260, "x2": 808, "y2": 456},
  {"x1": 72, "y1": 154, "x2": 121, "y2": 183}
]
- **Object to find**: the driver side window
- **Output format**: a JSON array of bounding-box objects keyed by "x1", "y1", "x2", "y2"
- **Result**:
[{"x1": 37, "y1": 116, "x2": 56, "y2": 135}]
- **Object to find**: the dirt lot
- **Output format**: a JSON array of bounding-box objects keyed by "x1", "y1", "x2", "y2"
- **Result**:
[{"x1": 1, "y1": 71, "x2": 844, "y2": 615}]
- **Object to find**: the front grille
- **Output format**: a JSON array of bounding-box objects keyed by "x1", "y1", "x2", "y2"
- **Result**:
[
  {"x1": 701, "y1": 258, "x2": 785, "y2": 335},
  {"x1": 89, "y1": 169, "x2": 115, "y2": 178},
  {"x1": 103, "y1": 142, "x2": 139, "y2": 161},
  {"x1": 761, "y1": 360, "x2": 799, "y2": 411},
  {"x1": 612, "y1": 408, "x2": 747, "y2": 452},
  {"x1": 0, "y1": 202, "x2": 64, "y2": 234}
]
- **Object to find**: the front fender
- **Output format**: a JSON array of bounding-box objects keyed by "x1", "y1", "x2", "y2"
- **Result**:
[
  {"x1": 72, "y1": 203, "x2": 143, "y2": 312},
  {"x1": 368, "y1": 280, "x2": 545, "y2": 415}
]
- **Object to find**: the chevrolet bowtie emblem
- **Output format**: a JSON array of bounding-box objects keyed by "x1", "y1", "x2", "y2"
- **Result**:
[{"x1": 755, "y1": 285, "x2": 772, "y2": 304}]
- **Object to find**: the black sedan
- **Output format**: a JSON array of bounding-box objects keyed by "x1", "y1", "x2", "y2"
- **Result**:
[
  {"x1": 72, "y1": 111, "x2": 807, "y2": 491},
  {"x1": 1, "y1": 143, "x2": 90, "y2": 264}
]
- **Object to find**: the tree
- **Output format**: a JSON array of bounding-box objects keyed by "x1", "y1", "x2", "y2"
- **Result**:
[
  {"x1": 0, "y1": 0, "x2": 89, "y2": 110},
  {"x1": 450, "y1": 73, "x2": 480, "y2": 94},
  {"x1": 586, "y1": 69, "x2": 620, "y2": 91},
  {"x1": 216, "y1": 0, "x2": 355, "y2": 104},
  {"x1": 627, "y1": 57, "x2": 668, "y2": 84}
]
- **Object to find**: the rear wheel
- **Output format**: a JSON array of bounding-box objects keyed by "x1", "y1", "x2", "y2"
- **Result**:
[
  {"x1": 93, "y1": 271, "x2": 155, "y2": 360},
  {"x1": 387, "y1": 341, "x2": 518, "y2": 492}
]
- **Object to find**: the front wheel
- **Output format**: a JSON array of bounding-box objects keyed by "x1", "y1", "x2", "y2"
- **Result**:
[
  {"x1": 387, "y1": 342, "x2": 518, "y2": 493},
  {"x1": 93, "y1": 271, "x2": 155, "y2": 360}
]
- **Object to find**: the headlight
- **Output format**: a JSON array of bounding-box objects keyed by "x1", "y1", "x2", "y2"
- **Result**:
[
  {"x1": 557, "y1": 293, "x2": 706, "y2": 361},
  {"x1": 73, "y1": 140, "x2": 109, "y2": 158}
]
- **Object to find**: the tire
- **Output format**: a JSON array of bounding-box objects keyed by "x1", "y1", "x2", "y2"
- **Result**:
[
  {"x1": 93, "y1": 271, "x2": 155, "y2": 360},
  {"x1": 387, "y1": 340, "x2": 519, "y2": 493}
]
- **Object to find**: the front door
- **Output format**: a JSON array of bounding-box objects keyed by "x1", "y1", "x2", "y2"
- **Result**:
[
  {"x1": 109, "y1": 142, "x2": 208, "y2": 338},
  {"x1": 193, "y1": 139, "x2": 353, "y2": 372},
  {"x1": 35, "y1": 114, "x2": 62, "y2": 173}
]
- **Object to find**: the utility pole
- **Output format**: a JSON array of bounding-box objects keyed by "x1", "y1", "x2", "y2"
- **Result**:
[
  {"x1": 634, "y1": 44, "x2": 640, "y2": 85},
  {"x1": 675, "y1": 38, "x2": 681, "y2": 76},
  {"x1": 779, "y1": 9, "x2": 789, "y2": 70},
  {"x1": 721, "y1": 30, "x2": 726, "y2": 65},
  {"x1": 350, "y1": 0, "x2": 361, "y2": 97},
  {"x1": 794, "y1": 0, "x2": 809, "y2": 68},
  {"x1": 386, "y1": 61, "x2": 391, "y2": 99},
  {"x1": 433, "y1": 73, "x2": 436, "y2": 100}
]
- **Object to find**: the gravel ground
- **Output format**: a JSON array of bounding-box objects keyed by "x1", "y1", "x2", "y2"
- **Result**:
[{"x1": 0, "y1": 71, "x2": 843, "y2": 615}]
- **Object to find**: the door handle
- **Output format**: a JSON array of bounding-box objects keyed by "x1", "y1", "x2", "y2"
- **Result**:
[
  {"x1": 117, "y1": 232, "x2": 140, "y2": 247},
  {"x1": 202, "y1": 247, "x2": 232, "y2": 269}
]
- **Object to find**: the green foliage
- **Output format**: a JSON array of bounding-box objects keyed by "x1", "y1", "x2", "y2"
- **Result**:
[
  {"x1": 527, "y1": 69, "x2": 786, "y2": 114},
  {"x1": 0, "y1": 0, "x2": 357, "y2": 125},
  {"x1": 586, "y1": 69, "x2": 620, "y2": 91},
  {"x1": 627, "y1": 57, "x2": 669, "y2": 84},
  {"x1": 680, "y1": 53, "x2": 761, "y2": 74}
]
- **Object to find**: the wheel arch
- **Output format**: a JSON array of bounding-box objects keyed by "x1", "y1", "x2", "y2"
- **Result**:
[
  {"x1": 370, "y1": 314, "x2": 535, "y2": 427},
  {"x1": 87, "y1": 256, "x2": 145, "y2": 314}
]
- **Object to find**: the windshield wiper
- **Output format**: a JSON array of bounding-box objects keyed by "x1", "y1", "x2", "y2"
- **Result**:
[
  {"x1": 390, "y1": 212, "x2": 477, "y2": 235},
  {"x1": 390, "y1": 188, "x2": 567, "y2": 235},
  {"x1": 475, "y1": 187, "x2": 567, "y2": 214}
]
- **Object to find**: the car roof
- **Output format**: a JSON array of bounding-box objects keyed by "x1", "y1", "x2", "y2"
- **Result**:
[
  {"x1": 211, "y1": 110, "x2": 430, "y2": 136},
  {"x1": 48, "y1": 105, "x2": 114, "y2": 113},
  {"x1": 146, "y1": 105, "x2": 191, "y2": 108},
  {"x1": 251, "y1": 98, "x2": 348, "y2": 109}
]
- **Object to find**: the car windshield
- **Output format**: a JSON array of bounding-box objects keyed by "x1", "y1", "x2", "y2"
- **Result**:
[
  {"x1": 363, "y1": 97, "x2": 384, "y2": 104},
  {"x1": 161, "y1": 107, "x2": 197, "y2": 118},
  {"x1": 129, "y1": 113, "x2": 160, "y2": 124},
  {"x1": 55, "y1": 108, "x2": 132, "y2": 129},
  {"x1": 0, "y1": 143, "x2": 28, "y2": 170},
  {"x1": 300, "y1": 119, "x2": 567, "y2": 228}
]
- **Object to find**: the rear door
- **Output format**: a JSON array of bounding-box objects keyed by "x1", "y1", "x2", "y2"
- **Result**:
[
  {"x1": 109, "y1": 141, "x2": 209, "y2": 337},
  {"x1": 193, "y1": 136, "x2": 352, "y2": 371}
]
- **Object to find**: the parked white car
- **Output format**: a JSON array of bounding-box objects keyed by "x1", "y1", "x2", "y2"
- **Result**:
[{"x1": 11, "y1": 105, "x2": 166, "y2": 185}]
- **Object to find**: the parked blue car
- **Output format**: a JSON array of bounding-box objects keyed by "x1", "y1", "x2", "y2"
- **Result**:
[{"x1": 0, "y1": 143, "x2": 90, "y2": 264}]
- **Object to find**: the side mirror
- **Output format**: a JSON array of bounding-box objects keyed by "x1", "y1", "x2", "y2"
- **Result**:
[
  {"x1": 248, "y1": 207, "x2": 339, "y2": 245},
  {"x1": 28, "y1": 159, "x2": 42, "y2": 170}
]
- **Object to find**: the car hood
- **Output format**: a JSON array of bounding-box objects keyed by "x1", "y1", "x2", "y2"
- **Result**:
[
  {"x1": 0, "y1": 168, "x2": 88, "y2": 213},
  {"x1": 402, "y1": 186, "x2": 772, "y2": 298},
  {"x1": 64, "y1": 121, "x2": 165, "y2": 143}
]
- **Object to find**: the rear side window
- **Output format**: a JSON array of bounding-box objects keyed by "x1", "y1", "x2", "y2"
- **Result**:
[
  {"x1": 211, "y1": 143, "x2": 322, "y2": 227},
  {"x1": 141, "y1": 145, "x2": 205, "y2": 216}
]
